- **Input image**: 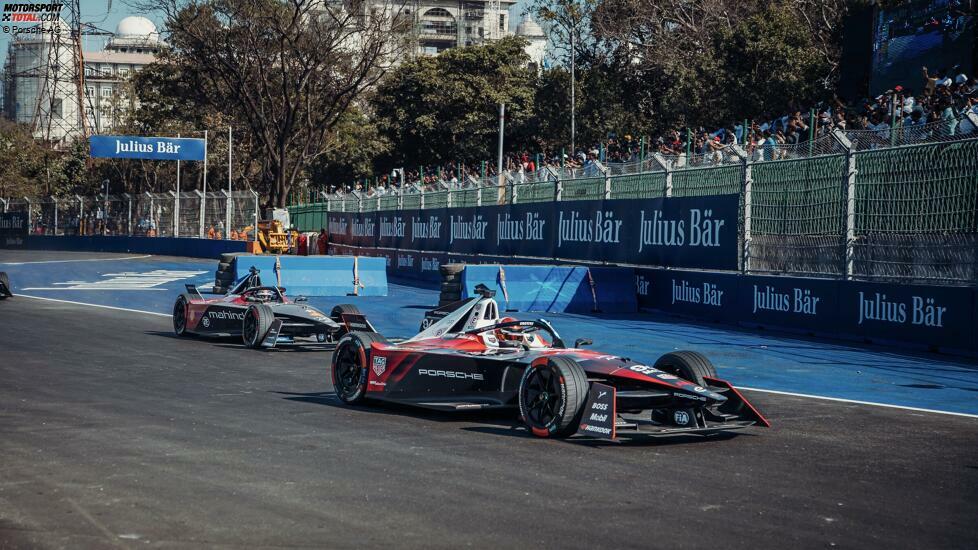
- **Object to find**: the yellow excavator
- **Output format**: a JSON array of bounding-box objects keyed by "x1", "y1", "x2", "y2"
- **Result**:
[{"x1": 244, "y1": 209, "x2": 299, "y2": 254}]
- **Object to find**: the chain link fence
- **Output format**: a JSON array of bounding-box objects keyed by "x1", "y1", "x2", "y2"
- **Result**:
[
  {"x1": 290, "y1": 135, "x2": 978, "y2": 286},
  {"x1": 6, "y1": 191, "x2": 260, "y2": 240}
]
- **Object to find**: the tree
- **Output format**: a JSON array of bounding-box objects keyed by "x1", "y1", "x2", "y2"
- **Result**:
[
  {"x1": 309, "y1": 109, "x2": 390, "y2": 192},
  {"x1": 0, "y1": 119, "x2": 46, "y2": 198},
  {"x1": 587, "y1": 0, "x2": 849, "y2": 129},
  {"x1": 140, "y1": 0, "x2": 409, "y2": 207},
  {"x1": 372, "y1": 36, "x2": 536, "y2": 169}
]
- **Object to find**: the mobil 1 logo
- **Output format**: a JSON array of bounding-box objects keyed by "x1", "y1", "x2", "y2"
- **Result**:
[{"x1": 576, "y1": 382, "x2": 616, "y2": 440}]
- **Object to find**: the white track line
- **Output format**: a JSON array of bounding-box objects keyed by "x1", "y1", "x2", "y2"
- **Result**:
[
  {"x1": 11, "y1": 293, "x2": 978, "y2": 420},
  {"x1": 739, "y1": 386, "x2": 978, "y2": 419},
  {"x1": 16, "y1": 294, "x2": 171, "y2": 317},
  {"x1": 0, "y1": 254, "x2": 152, "y2": 265},
  {"x1": 20, "y1": 287, "x2": 168, "y2": 291}
]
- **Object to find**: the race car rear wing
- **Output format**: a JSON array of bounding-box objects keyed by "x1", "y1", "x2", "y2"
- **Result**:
[{"x1": 185, "y1": 284, "x2": 205, "y2": 301}]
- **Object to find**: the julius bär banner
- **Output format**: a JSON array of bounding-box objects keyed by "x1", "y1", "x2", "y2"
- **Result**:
[
  {"x1": 326, "y1": 194, "x2": 739, "y2": 270},
  {"x1": 90, "y1": 136, "x2": 207, "y2": 161}
]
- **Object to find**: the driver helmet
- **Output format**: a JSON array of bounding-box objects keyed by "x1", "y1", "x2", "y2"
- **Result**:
[{"x1": 254, "y1": 289, "x2": 275, "y2": 302}]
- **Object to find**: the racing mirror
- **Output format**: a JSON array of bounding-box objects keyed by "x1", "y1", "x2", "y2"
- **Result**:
[{"x1": 574, "y1": 338, "x2": 593, "y2": 348}]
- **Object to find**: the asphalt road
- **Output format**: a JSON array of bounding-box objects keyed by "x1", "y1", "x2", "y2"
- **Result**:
[{"x1": 1, "y1": 291, "x2": 977, "y2": 548}]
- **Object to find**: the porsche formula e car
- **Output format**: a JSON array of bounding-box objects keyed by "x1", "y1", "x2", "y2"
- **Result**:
[
  {"x1": 172, "y1": 267, "x2": 375, "y2": 348},
  {"x1": 331, "y1": 288, "x2": 769, "y2": 440},
  {"x1": 0, "y1": 272, "x2": 11, "y2": 299}
]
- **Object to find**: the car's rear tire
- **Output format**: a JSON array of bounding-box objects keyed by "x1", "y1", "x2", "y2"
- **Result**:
[
  {"x1": 653, "y1": 351, "x2": 718, "y2": 386},
  {"x1": 243, "y1": 304, "x2": 274, "y2": 348},
  {"x1": 332, "y1": 331, "x2": 387, "y2": 404},
  {"x1": 172, "y1": 295, "x2": 189, "y2": 336},
  {"x1": 519, "y1": 356, "x2": 589, "y2": 438}
]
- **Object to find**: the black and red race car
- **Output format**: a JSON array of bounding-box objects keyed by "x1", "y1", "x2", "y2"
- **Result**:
[
  {"x1": 172, "y1": 267, "x2": 374, "y2": 349},
  {"x1": 330, "y1": 288, "x2": 769, "y2": 440}
]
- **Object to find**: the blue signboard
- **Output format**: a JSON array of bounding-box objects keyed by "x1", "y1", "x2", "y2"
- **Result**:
[{"x1": 89, "y1": 136, "x2": 206, "y2": 161}]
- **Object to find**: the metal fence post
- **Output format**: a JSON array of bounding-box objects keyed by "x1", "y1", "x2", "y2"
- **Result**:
[
  {"x1": 77, "y1": 195, "x2": 84, "y2": 235},
  {"x1": 447, "y1": 188, "x2": 452, "y2": 208},
  {"x1": 730, "y1": 145, "x2": 752, "y2": 273},
  {"x1": 196, "y1": 190, "x2": 205, "y2": 238},
  {"x1": 52, "y1": 196, "x2": 59, "y2": 235},
  {"x1": 420, "y1": 186, "x2": 425, "y2": 210},
  {"x1": 832, "y1": 129, "x2": 857, "y2": 279},
  {"x1": 0, "y1": 198, "x2": 7, "y2": 212},
  {"x1": 652, "y1": 153, "x2": 673, "y2": 197},
  {"x1": 223, "y1": 190, "x2": 231, "y2": 237},
  {"x1": 476, "y1": 186, "x2": 482, "y2": 207},
  {"x1": 24, "y1": 197, "x2": 33, "y2": 232},
  {"x1": 597, "y1": 162, "x2": 611, "y2": 200},
  {"x1": 511, "y1": 173, "x2": 518, "y2": 204},
  {"x1": 123, "y1": 193, "x2": 132, "y2": 235},
  {"x1": 248, "y1": 189, "x2": 259, "y2": 235},
  {"x1": 396, "y1": 186, "x2": 403, "y2": 210}
]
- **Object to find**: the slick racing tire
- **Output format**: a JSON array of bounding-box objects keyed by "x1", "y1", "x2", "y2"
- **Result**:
[
  {"x1": 439, "y1": 263, "x2": 464, "y2": 276},
  {"x1": 172, "y1": 295, "x2": 189, "y2": 336},
  {"x1": 519, "y1": 357, "x2": 589, "y2": 438},
  {"x1": 332, "y1": 331, "x2": 387, "y2": 404},
  {"x1": 0, "y1": 271, "x2": 9, "y2": 299},
  {"x1": 653, "y1": 351, "x2": 718, "y2": 387},
  {"x1": 243, "y1": 304, "x2": 275, "y2": 349},
  {"x1": 330, "y1": 303, "x2": 362, "y2": 321}
]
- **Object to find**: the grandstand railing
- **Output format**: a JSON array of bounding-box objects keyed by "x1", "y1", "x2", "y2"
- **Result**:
[
  {"x1": 2, "y1": 190, "x2": 260, "y2": 241},
  {"x1": 292, "y1": 132, "x2": 978, "y2": 286}
]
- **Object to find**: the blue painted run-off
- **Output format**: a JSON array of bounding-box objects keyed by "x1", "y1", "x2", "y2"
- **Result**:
[{"x1": 2, "y1": 254, "x2": 977, "y2": 416}]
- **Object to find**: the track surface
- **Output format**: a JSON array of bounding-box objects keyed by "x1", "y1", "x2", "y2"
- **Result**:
[{"x1": 1, "y1": 252, "x2": 977, "y2": 548}]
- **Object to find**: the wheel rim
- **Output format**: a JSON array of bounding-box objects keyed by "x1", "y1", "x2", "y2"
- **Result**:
[
  {"x1": 244, "y1": 308, "x2": 258, "y2": 344},
  {"x1": 173, "y1": 299, "x2": 186, "y2": 333},
  {"x1": 523, "y1": 367, "x2": 563, "y2": 428},
  {"x1": 334, "y1": 343, "x2": 363, "y2": 400}
]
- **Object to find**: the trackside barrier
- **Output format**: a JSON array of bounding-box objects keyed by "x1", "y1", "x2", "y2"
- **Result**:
[
  {"x1": 333, "y1": 244, "x2": 977, "y2": 355},
  {"x1": 231, "y1": 255, "x2": 388, "y2": 297},
  {"x1": 636, "y1": 268, "x2": 974, "y2": 354},
  {"x1": 8, "y1": 235, "x2": 248, "y2": 258},
  {"x1": 461, "y1": 264, "x2": 637, "y2": 314}
]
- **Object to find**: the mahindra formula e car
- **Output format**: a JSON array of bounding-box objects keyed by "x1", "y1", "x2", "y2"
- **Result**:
[
  {"x1": 331, "y1": 288, "x2": 769, "y2": 440},
  {"x1": 172, "y1": 267, "x2": 375, "y2": 349},
  {"x1": 0, "y1": 272, "x2": 11, "y2": 299}
]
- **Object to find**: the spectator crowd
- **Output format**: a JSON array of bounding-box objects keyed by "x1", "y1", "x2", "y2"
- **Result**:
[{"x1": 320, "y1": 66, "x2": 978, "y2": 199}]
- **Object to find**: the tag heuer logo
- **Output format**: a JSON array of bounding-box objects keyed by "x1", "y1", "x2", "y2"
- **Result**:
[
  {"x1": 201, "y1": 316, "x2": 210, "y2": 328},
  {"x1": 372, "y1": 356, "x2": 387, "y2": 376}
]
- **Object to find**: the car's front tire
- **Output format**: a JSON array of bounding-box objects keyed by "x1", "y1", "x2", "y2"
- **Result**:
[
  {"x1": 519, "y1": 356, "x2": 589, "y2": 438},
  {"x1": 172, "y1": 295, "x2": 189, "y2": 336},
  {"x1": 331, "y1": 331, "x2": 387, "y2": 404},
  {"x1": 653, "y1": 351, "x2": 718, "y2": 386},
  {"x1": 243, "y1": 304, "x2": 274, "y2": 349}
]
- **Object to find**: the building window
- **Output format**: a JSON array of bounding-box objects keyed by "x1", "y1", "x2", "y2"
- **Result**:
[
  {"x1": 51, "y1": 98, "x2": 62, "y2": 119},
  {"x1": 499, "y1": 14, "x2": 505, "y2": 33},
  {"x1": 85, "y1": 86, "x2": 94, "y2": 97},
  {"x1": 101, "y1": 88, "x2": 112, "y2": 98},
  {"x1": 118, "y1": 67, "x2": 130, "y2": 78}
]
